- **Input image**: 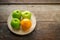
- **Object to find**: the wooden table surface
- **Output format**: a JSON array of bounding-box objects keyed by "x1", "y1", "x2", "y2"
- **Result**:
[
  {"x1": 0, "y1": 0, "x2": 60, "y2": 3},
  {"x1": 0, "y1": 4, "x2": 60, "y2": 40}
]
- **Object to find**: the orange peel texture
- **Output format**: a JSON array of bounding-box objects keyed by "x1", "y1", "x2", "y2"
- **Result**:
[{"x1": 21, "y1": 18, "x2": 32, "y2": 32}]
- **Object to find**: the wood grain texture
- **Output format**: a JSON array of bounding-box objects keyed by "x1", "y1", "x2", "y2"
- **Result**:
[
  {"x1": 0, "y1": 22, "x2": 60, "y2": 40},
  {"x1": 0, "y1": 0, "x2": 60, "y2": 3},
  {"x1": 0, "y1": 5, "x2": 60, "y2": 40},
  {"x1": 0, "y1": 5, "x2": 60, "y2": 22}
]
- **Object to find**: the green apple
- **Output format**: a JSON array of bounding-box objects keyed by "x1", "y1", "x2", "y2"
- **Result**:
[
  {"x1": 11, "y1": 18, "x2": 20, "y2": 30},
  {"x1": 21, "y1": 11, "x2": 31, "y2": 19},
  {"x1": 12, "y1": 10, "x2": 21, "y2": 19}
]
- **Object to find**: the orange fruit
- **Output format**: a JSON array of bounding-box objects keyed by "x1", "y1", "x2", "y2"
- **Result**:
[{"x1": 21, "y1": 18, "x2": 32, "y2": 31}]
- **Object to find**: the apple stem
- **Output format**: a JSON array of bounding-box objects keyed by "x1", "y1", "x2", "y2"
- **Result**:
[
  {"x1": 17, "y1": 11, "x2": 19, "y2": 13},
  {"x1": 26, "y1": 13, "x2": 28, "y2": 14},
  {"x1": 15, "y1": 20, "x2": 17, "y2": 21}
]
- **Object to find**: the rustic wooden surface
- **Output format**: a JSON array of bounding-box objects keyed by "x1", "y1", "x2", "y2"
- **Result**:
[
  {"x1": 0, "y1": 5, "x2": 60, "y2": 40},
  {"x1": 0, "y1": 5, "x2": 58, "y2": 22},
  {"x1": 0, "y1": 0, "x2": 60, "y2": 3}
]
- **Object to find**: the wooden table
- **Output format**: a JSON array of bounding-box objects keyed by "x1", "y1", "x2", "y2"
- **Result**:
[
  {"x1": 0, "y1": 0, "x2": 60, "y2": 3},
  {"x1": 0, "y1": 1, "x2": 60, "y2": 40}
]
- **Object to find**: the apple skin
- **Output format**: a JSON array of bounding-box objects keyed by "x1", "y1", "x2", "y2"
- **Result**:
[
  {"x1": 12, "y1": 10, "x2": 21, "y2": 19},
  {"x1": 11, "y1": 18, "x2": 20, "y2": 30},
  {"x1": 21, "y1": 11, "x2": 31, "y2": 19}
]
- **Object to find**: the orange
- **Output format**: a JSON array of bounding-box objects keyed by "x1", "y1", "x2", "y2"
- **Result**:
[{"x1": 21, "y1": 18, "x2": 32, "y2": 32}]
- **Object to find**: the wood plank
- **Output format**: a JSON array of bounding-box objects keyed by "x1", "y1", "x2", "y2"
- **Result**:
[
  {"x1": 0, "y1": 5, "x2": 59, "y2": 22},
  {"x1": 0, "y1": 22, "x2": 60, "y2": 40},
  {"x1": 0, "y1": 0, "x2": 60, "y2": 3}
]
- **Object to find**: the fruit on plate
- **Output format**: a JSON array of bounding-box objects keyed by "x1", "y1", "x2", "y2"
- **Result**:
[
  {"x1": 21, "y1": 18, "x2": 32, "y2": 31},
  {"x1": 21, "y1": 11, "x2": 31, "y2": 19},
  {"x1": 12, "y1": 10, "x2": 21, "y2": 19},
  {"x1": 11, "y1": 18, "x2": 20, "y2": 30}
]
